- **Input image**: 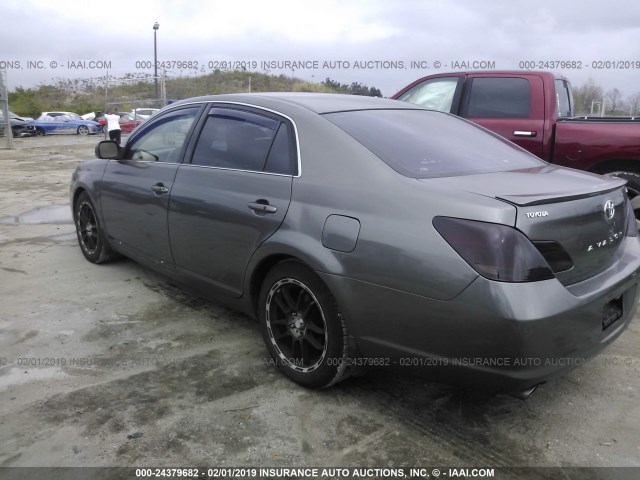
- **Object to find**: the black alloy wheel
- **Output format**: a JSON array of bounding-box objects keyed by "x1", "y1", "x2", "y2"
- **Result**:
[
  {"x1": 259, "y1": 260, "x2": 351, "y2": 388},
  {"x1": 74, "y1": 192, "x2": 115, "y2": 263}
]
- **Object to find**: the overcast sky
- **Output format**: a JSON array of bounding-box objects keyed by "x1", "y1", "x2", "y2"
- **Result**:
[{"x1": 1, "y1": 0, "x2": 639, "y2": 99}]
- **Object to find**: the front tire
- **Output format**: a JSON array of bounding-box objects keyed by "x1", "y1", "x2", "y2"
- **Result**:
[
  {"x1": 77, "y1": 125, "x2": 90, "y2": 135},
  {"x1": 35, "y1": 128, "x2": 45, "y2": 136},
  {"x1": 258, "y1": 260, "x2": 351, "y2": 388},
  {"x1": 74, "y1": 192, "x2": 115, "y2": 263}
]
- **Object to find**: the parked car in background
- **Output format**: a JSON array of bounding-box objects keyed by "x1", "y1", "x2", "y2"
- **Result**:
[
  {"x1": 71, "y1": 93, "x2": 640, "y2": 397},
  {"x1": 95, "y1": 112, "x2": 145, "y2": 133},
  {"x1": 131, "y1": 108, "x2": 159, "y2": 120},
  {"x1": 31, "y1": 112, "x2": 101, "y2": 136},
  {"x1": 0, "y1": 111, "x2": 36, "y2": 137},
  {"x1": 392, "y1": 71, "x2": 640, "y2": 226},
  {"x1": 2, "y1": 110, "x2": 34, "y2": 122},
  {"x1": 81, "y1": 112, "x2": 100, "y2": 121}
]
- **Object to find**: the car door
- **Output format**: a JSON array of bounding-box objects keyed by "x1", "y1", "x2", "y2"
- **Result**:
[
  {"x1": 47, "y1": 113, "x2": 71, "y2": 134},
  {"x1": 168, "y1": 105, "x2": 296, "y2": 296},
  {"x1": 99, "y1": 105, "x2": 202, "y2": 267},
  {"x1": 460, "y1": 75, "x2": 546, "y2": 158}
]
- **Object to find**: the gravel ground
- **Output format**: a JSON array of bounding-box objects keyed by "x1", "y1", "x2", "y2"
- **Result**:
[{"x1": 0, "y1": 135, "x2": 639, "y2": 478}]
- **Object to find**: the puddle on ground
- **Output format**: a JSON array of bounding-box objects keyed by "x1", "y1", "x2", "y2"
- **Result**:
[
  {"x1": 0, "y1": 366, "x2": 68, "y2": 390},
  {"x1": 0, "y1": 204, "x2": 72, "y2": 225}
]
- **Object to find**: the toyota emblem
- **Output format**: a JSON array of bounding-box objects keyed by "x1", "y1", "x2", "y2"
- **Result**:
[{"x1": 604, "y1": 200, "x2": 615, "y2": 221}]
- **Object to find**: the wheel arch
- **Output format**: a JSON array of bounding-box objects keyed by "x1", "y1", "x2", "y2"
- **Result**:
[
  {"x1": 246, "y1": 230, "x2": 349, "y2": 314},
  {"x1": 248, "y1": 253, "x2": 303, "y2": 317},
  {"x1": 588, "y1": 159, "x2": 640, "y2": 175},
  {"x1": 72, "y1": 185, "x2": 102, "y2": 223},
  {"x1": 72, "y1": 186, "x2": 87, "y2": 210}
]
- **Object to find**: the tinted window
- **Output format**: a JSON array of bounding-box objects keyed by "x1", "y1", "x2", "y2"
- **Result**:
[
  {"x1": 396, "y1": 77, "x2": 459, "y2": 112},
  {"x1": 125, "y1": 107, "x2": 199, "y2": 163},
  {"x1": 466, "y1": 77, "x2": 531, "y2": 118},
  {"x1": 264, "y1": 123, "x2": 296, "y2": 174},
  {"x1": 324, "y1": 109, "x2": 544, "y2": 178},
  {"x1": 191, "y1": 108, "x2": 279, "y2": 172}
]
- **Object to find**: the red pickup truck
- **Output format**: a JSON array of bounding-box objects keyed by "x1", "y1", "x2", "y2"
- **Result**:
[{"x1": 392, "y1": 71, "x2": 640, "y2": 223}]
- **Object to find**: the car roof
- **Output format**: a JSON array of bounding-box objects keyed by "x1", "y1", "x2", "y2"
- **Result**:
[{"x1": 168, "y1": 93, "x2": 426, "y2": 114}]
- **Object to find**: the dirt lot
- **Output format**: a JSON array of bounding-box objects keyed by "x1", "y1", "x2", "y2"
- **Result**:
[{"x1": 0, "y1": 135, "x2": 639, "y2": 476}]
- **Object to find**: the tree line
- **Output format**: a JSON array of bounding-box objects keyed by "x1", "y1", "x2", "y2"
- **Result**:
[
  {"x1": 7, "y1": 71, "x2": 382, "y2": 118},
  {"x1": 572, "y1": 78, "x2": 640, "y2": 116}
]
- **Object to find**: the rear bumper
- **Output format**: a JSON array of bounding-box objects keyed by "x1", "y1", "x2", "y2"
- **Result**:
[{"x1": 319, "y1": 237, "x2": 640, "y2": 392}]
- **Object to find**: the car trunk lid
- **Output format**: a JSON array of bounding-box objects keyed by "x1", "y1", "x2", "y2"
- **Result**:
[{"x1": 421, "y1": 166, "x2": 629, "y2": 285}]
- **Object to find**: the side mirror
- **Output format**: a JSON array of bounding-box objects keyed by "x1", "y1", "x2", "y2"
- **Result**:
[{"x1": 95, "y1": 140, "x2": 122, "y2": 159}]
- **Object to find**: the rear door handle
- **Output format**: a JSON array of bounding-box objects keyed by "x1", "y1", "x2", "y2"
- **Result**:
[
  {"x1": 248, "y1": 201, "x2": 277, "y2": 214},
  {"x1": 513, "y1": 130, "x2": 537, "y2": 137},
  {"x1": 150, "y1": 183, "x2": 169, "y2": 194}
]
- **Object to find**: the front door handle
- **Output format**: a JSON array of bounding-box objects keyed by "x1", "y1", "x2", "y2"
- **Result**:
[
  {"x1": 248, "y1": 201, "x2": 277, "y2": 214},
  {"x1": 513, "y1": 130, "x2": 537, "y2": 137},
  {"x1": 150, "y1": 183, "x2": 169, "y2": 194}
]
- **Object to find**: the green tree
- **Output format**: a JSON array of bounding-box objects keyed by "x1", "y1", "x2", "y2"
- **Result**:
[{"x1": 572, "y1": 78, "x2": 603, "y2": 115}]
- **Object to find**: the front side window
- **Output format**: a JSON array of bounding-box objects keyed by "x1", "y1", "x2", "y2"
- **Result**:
[
  {"x1": 396, "y1": 77, "x2": 459, "y2": 112},
  {"x1": 466, "y1": 77, "x2": 531, "y2": 118},
  {"x1": 191, "y1": 107, "x2": 296, "y2": 174},
  {"x1": 124, "y1": 107, "x2": 200, "y2": 163}
]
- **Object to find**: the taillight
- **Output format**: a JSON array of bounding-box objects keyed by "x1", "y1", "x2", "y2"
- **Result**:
[
  {"x1": 433, "y1": 217, "x2": 555, "y2": 282},
  {"x1": 625, "y1": 197, "x2": 637, "y2": 237},
  {"x1": 531, "y1": 241, "x2": 574, "y2": 273}
]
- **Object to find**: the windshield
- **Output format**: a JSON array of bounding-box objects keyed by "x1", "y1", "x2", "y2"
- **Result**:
[{"x1": 324, "y1": 109, "x2": 545, "y2": 178}]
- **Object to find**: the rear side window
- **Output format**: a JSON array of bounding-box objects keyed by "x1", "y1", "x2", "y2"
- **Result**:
[
  {"x1": 191, "y1": 108, "x2": 297, "y2": 175},
  {"x1": 466, "y1": 77, "x2": 531, "y2": 118},
  {"x1": 324, "y1": 109, "x2": 544, "y2": 178},
  {"x1": 264, "y1": 123, "x2": 296, "y2": 174}
]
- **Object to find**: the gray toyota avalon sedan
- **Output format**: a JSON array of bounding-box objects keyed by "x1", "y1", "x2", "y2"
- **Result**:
[{"x1": 70, "y1": 93, "x2": 640, "y2": 396}]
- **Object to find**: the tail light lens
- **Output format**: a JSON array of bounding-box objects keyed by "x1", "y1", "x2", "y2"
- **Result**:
[
  {"x1": 433, "y1": 217, "x2": 555, "y2": 282},
  {"x1": 531, "y1": 241, "x2": 574, "y2": 273}
]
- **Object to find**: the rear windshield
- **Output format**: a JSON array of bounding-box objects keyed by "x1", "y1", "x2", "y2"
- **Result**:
[{"x1": 324, "y1": 109, "x2": 545, "y2": 178}]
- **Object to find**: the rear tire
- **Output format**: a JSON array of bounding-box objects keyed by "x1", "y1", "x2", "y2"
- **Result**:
[
  {"x1": 74, "y1": 192, "x2": 116, "y2": 263},
  {"x1": 258, "y1": 260, "x2": 351, "y2": 388}
]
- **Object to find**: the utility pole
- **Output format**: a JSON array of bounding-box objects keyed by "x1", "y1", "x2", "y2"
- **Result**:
[{"x1": 153, "y1": 22, "x2": 160, "y2": 100}]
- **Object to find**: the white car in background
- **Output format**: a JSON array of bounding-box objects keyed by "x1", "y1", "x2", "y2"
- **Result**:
[{"x1": 130, "y1": 108, "x2": 159, "y2": 120}]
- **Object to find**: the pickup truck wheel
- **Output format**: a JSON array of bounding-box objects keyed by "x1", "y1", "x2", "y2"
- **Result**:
[{"x1": 605, "y1": 170, "x2": 640, "y2": 230}]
